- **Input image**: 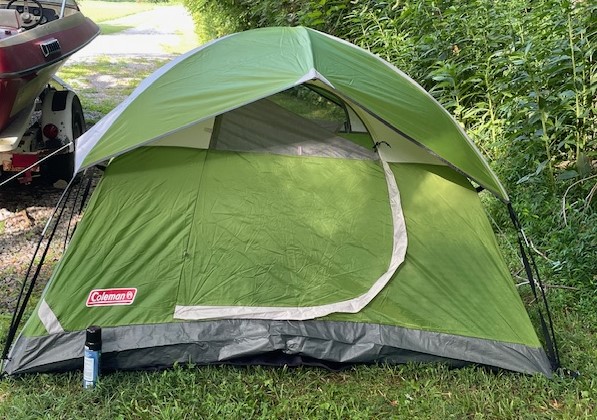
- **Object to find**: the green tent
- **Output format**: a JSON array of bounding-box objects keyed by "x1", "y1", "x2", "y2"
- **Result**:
[{"x1": 4, "y1": 27, "x2": 554, "y2": 376}]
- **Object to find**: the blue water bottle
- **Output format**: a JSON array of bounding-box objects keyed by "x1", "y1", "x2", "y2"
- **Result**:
[{"x1": 83, "y1": 325, "x2": 101, "y2": 389}]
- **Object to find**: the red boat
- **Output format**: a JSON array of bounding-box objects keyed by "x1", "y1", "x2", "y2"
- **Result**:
[{"x1": 0, "y1": 0, "x2": 99, "y2": 182}]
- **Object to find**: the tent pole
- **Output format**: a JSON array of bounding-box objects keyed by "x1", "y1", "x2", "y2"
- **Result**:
[
  {"x1": 62, "y1": 172, "x2": 90, "y2": 251},
  {"x1": 78, "y1": 169, "x2": 94, "y2": 215},
  {"x1": 507, "y1": 203, "x2": 561, "y2": 370},
  {"x1": 65, "y1": 169, "x2": 96, "y2": 246}
]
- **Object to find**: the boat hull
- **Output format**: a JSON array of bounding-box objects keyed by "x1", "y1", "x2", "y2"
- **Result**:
[{"x1": 0, "y1": 11, "x2": 99, "y2": 133}]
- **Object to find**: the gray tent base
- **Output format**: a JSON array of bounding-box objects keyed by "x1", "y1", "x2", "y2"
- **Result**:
[{"x1": 5, "y1": 320, "x2": 552, "y2": 376}]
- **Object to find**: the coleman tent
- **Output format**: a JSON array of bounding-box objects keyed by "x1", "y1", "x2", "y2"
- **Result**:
[{"x1": 2, "y1": 27, "x2": 558, "y2": 376}]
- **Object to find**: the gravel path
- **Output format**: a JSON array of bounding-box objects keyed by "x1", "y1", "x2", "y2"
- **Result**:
[{"x1": 0, "y1": 6, "x2": 196, "y2": 314}]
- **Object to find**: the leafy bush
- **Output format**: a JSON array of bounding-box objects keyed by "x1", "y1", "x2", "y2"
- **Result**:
[{"x1": 182, "y1": 0, "x2": 305, "y2": 41}]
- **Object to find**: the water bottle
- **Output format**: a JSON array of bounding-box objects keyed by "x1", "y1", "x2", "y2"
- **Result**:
[{"x1": 83, "y1": 325, "x2": 101, "y2": 389}]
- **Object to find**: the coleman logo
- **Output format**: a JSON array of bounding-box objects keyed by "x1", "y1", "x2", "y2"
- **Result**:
[{"x1": 86, "y1": 288, "x2": 137, "y2": 307}]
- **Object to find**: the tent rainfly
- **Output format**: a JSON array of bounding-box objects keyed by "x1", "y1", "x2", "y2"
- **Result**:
[{"x1": 2, "y1": 27, "x2": 559, "y2": 376}]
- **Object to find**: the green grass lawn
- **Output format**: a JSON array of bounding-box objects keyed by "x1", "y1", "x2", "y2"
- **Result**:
[
  {"x1": 0, "y1": 304, "x2": 595, "y2": 419},
  {"x1": 98, "y1": 23, "x2": 134, "y2": 35},
  {"x1": 58, "y1": 57, "x2": 169, "y2": 125}
]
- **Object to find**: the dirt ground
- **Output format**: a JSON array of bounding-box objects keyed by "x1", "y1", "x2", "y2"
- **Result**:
[
  {"x1": 0, "y1": 6, "x2": 195, "y2": 315},
  {"x1": 0, "y1": 180, "x2": 75, "y2": 313}
]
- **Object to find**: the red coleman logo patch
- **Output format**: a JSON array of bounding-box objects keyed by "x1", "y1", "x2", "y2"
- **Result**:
[{"x1": 86, "y1": 288, "x2": 137, "y2": 307}]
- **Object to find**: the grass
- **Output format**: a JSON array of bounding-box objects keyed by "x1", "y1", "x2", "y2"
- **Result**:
[
  {"x1": 78, "y1": 0, "x2": 162, "y2": 36},
  {"x1": 78, "y1": 1, "x2": 158, "y2": 23},
  {"x1": 0, "y1": 332, "x2": 595, "y2": 419},
  {"x1": 161, "y1": 28, "x2": 200, "y2": 56},
  {"x1": 0, "y1": 293, "x2": 595, "y2": 419},
  {"x1": 98, "y1": 24, "x2": 134, "y2": 35},
  {"x1": 58, "y1": 57, "x2": 170, "y2": 125}
]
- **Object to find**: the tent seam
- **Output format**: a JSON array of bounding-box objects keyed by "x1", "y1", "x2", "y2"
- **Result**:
[{"x1": 171, "y1": 150, "x2": 209, "y2": 312}]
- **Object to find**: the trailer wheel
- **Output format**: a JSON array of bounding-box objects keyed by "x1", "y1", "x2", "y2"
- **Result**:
[{"x1": 44, "y1": 94, "x2": 86, "y2": 183}]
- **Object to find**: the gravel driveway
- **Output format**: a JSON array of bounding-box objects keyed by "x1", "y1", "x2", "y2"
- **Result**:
[
  {"x1": 0, "y1": 5, "x2": 197, "y2": 314},
  {"x1": 70, "y1": 5, "x2": 196, "y2": 61}
]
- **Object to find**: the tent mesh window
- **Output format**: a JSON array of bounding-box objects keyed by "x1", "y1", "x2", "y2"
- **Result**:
[{"x1": 210, "y1": 86, "x2": 377, "y2": 160}]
